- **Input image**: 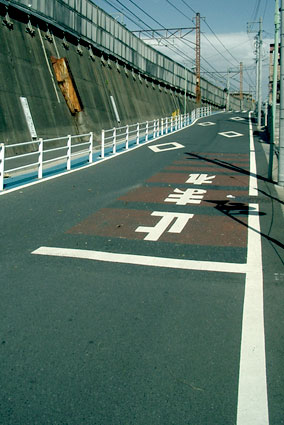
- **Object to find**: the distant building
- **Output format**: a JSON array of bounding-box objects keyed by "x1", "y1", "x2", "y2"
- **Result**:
[{"x1": 269, "y1": 43, "x2": 280, "y2": 104}]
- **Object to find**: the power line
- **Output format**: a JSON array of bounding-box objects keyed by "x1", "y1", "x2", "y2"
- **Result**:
[
  {"x1": 164, "y1": 0, "x2": 195, "y2": 24},
  {"x1": 99, "y1": 0, "x2": 239, "y2": 90},
  {"x1": 201, "y1": 32, "x2": 236, "y2": 68},
  {"x1": 252, "y1": 0, "x2": 261, "y2": 22},
  {"x1": 178, "y1": 0, "x2": 196, "y2": 15},
  {"x1": 162, "y1": 0, "x2": 246, "y2": 87},
  {"x1": 121, "y1": 0, "x2": 228, "y2": 85},
  {"x1": 201, "y1": 18, "x2": 241, "y2": 67}
]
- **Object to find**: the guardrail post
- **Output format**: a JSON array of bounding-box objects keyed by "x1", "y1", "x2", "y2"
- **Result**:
[
  {"x1": 113, "y1": 127, "x2": 116, "y2": 154},
  {"x1": 136, "y1": 123, "x2": 140, "y2": 145},
  {"x1": 170, "y1": 116, "x2": 173, "y2": 133},
  {"x1": 89, "y1": 132, "x2": 93, "y2": 163},
  {"x1": 101, "y1": 130, "x2": 105, "y2": 158},
  {"x1": 145, "y1": 121, "x2": 149, "y2": 142},
  {"x1": 38, "y1": 138, "x2": 43, "y2": 179},
  {"x1": 0, "y1": 143, "x2": 5, "y2": 191},
  {"x1": 175, "y1": 115, "x2": 178, "y2": 131},
  {"x1": 126, "y1": 125, "x2": 129, "y2": 149},
  {"x1": 161, "y1": 118, "x2": 164, "y2": 136},
  {"x1": 67, "y1": 135, "x2": 71, "y2": 171},
  {"x1": 153, "y1": 120, "x2": 156, "y2": 139},
  {"x1": 165, "y1": 117, "x2": 168, "y2": 134}
]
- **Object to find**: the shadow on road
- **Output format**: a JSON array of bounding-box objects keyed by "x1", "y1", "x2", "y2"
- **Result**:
[
  {"x1": 185, "y1": 152, "x2": 277, "y2": 185},
  {"x1": 205, "y1": 199, "x2": 284, "y2": 259}
]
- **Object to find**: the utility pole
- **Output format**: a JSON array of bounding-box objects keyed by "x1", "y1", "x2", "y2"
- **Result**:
[
  {"x1": 184, "y1": 65, "x2": 187, "y2": 115},
  {"x1": 195, "y1": 13, "x2": 201, "y2": 106},
  {"x1": 247, "y1": 18, "x2": 263, "y2": 128},
  {"x1": 269, "y1": 0, "x2": 280, "y2": 180},
  {"x1": 279, "y1": 1, "x2": 284, "y2": 185},
  {"x1": 257, "y1": 17, "x2": 263, "y2": 130},
  {"x1": 240, "y1": 62, "x2": 243, "y2": 110},
  {"x1": 226, "y1": 68, "x2": 230, "y2": 111},
  {"x1": 133, "y1": 26, "x2": 195, "y2": 115}
]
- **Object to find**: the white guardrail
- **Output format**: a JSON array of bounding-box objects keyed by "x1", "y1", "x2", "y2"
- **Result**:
[{"x1": 0, "y1": 106, "x2": 212, "y2": 191}]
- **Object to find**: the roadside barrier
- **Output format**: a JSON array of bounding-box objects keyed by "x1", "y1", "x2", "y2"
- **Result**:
[{"x1": 0, "y1": 106, "x2": 212, "y2": 191}]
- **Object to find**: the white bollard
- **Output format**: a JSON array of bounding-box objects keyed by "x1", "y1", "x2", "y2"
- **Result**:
[
  {"x1": 38, "y1": 138, "x2": 43, "y2": 179},
  {"x1": 0, "y1": 143, "x2": 5, "y2": 191},
  {"x1": 89, "y1": 132, "x2": 93, "y2": 163},
  {"x1": 101, "y1": 130, "x2": 105, "y2": 158},
  {"x1": 67, "y1": 135, "x2": 71, "y2": 171}
]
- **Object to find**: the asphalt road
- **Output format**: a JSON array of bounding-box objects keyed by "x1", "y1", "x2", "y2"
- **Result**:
[{"x1": 0, "y1": 111, "x2": 283, "y2": 425}]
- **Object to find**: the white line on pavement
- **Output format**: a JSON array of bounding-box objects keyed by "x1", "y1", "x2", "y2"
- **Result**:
[
  {"x1": 237, "y1": 203, "x2": 269, "y2": 425},
  {"x1": 236, "y1": 111, "x2": 268, "y2": 424},
  {"x1": 32, "y1": 246, "x2": 248, "y2": 273},
  {"x1": 249, "y1": 111, "x2": 258, "y2": 197}
]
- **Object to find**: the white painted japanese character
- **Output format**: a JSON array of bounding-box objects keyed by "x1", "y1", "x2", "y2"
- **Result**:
[
  {"x1": 135, "y1": 211, "x2": 194, "y2": 241},
  {"x1": 164, "y1": 188, "x2": 207, "y2": 205},
  {"x1": 186, "y1": 173, "x2": 216, "y2": 185}
]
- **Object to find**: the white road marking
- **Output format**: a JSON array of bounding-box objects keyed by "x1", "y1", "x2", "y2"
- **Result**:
[
  {"x1": 135, "y1": 211, "x2": 194, "y2": 241},
  {"x1": 236, "y1": 112, "x2": 268, "y2": 424},
  {"x1": 31, "y1": 111, "x2": 269, "y2": 424},
  {"x1": 164, "y1": 188, "x2": 206, "y2": 205},
  {"x1": 236, "y1": 203, "x2": 269, "y2": 425},
  {"x1": 218, "y1": 131, "x2": 244, "y2": 138},
  {"x1": 32, "y1": 246, "x2": 248, "y2": 273},
  {"x1": 186, "y1": 173, "x2": 216, "y2": 184},
  {"x1": 249, "y1": 111, "x2": 258, "y2": 196},
  {"x1": 197, "y1": 121, "x2": 216, "y2": 126},
  {"x1": 148, "y1": 142, "x2": 185, "y2": 152},
  {"x1": 231, "y1": 117, "x2": 246, "y2": 121}
]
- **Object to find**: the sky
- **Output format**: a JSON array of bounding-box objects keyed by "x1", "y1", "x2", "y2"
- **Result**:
[{"x1": 91, "y1": 0, "x2": 274, "y2": 99}]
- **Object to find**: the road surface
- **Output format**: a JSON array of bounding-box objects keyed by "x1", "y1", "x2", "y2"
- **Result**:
[{"x1": 0, "y1": 111, "x2": 283, "y2": 425}]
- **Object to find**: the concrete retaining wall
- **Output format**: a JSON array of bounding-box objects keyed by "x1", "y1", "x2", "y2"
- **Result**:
[
  {"x1": 6, "y1": 6, "x2": 243, "y2": 159},
  {"x1": 0, "y1": 5, "x2": 198, "y2": 153}
]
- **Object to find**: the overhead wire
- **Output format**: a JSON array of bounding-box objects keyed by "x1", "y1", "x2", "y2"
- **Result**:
[
  {"x1": 252, "y1": 0, "x2": 262, "y2": 22},
  {"x1": 162, "y1": 0, "x2": 243, "y2": 87},
  {"x1": 156, "y1": 0, "x2": 236, "y2": 86},
  {"x1": 99, "y1": 0, "x2": 197, "y2": 68},
  {"x1": 98, "y1": 0, "x2": 242, "y2": 90},
  {"x1": 180, "y1": 0, "x2": 255, "y2": 90}
]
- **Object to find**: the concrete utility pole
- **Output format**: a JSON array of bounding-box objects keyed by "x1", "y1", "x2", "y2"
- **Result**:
[
  {"x1": 226, "y1": 68, "x2": 230, "y2": 111},
  {"x1": 184, "y1": 65, "x2": 187, "y2": 114},
  {"x1": 240, "y1": 62, "x2": 243, "y2": 110},
  {"x1": 195, "y1": 13, "x2": 201, "y2": 106},
  {"x1": 257, "y1": 18, "x2": 263, "y2": 130},
  {"x1": 247, "y1": 19, "x2": 263, "y2": 128},
  {"x1": 269, "y1": 0, "x2": 280, "y2": 180},
  {"x1": 279, "y1": 1, "x2": 284, "y2": 185}
]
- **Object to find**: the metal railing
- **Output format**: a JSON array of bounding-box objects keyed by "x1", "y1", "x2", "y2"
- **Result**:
[{"x1": 0, "y1": 106, "x2": 212, "y2": 191}]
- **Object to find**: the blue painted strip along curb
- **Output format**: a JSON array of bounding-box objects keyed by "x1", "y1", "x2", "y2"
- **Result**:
[{"x1": 3, "y1": 122, "x2": 191, "y2": 191}]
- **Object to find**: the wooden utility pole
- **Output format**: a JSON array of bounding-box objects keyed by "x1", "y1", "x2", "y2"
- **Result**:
[{"x1": 196, "y1": 13, "x2": 201, "y2": 106}]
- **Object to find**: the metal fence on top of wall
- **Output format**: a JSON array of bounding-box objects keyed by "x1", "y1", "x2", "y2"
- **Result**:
[{"x1": 2, "y1": 0, "x2": 245, "y2": 110}]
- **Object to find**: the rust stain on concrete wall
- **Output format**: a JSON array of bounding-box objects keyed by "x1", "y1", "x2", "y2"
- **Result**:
[{"x1": 51, "y1": 57, "x2": 83, "y2": 115}]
